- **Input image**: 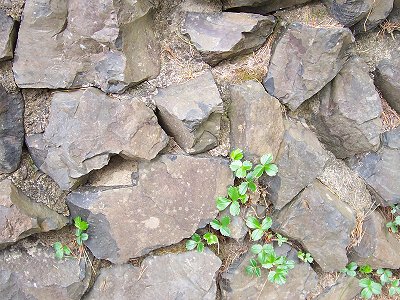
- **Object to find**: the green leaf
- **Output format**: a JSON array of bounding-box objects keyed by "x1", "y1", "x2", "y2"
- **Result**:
[
  {"x1": 216, "y1": 197, "x2": 231, "y2": 211},
  {"x1": 220, "y1": 226, "x2": 231, "y2": 237},
  {"x1": 395, "y1": 216, "x2": 400, "y2": 225},
  {"x1": 80, "y1": 233, "x2": 89, "y2": 241},
  {"x1": 186, "y1": 239, "x2": 197, "y2": 251},
  {"x1": 210, "y1": 219, "x2": 221, "y2": 231},
  {"x1": 196, "y1": 242, "x2": 205, "y2": 252},
  {"x1": 251, "y1": 229, "x2": 264, "y2": 241},
  {"x1": 203, "y1": 232, "x2": 218, "y2": 245},
  {"x1": 347, "y1": 262, "x2": 358, "y2": 271},
  {"x1": 230, "y1": 149, "x2": 243, "y2": 161},
  {"x1": 230, "y1": 200, "x2": 240, "y2": 216},
  {"x1": 242, "y1": 161, "x2": 252, "y2": 170},
  {"x1": 250, "y1": 258, "x2": 258, "y2": 267},
  {"x1": 360, "y1": 288, "x2": 373, "y2": 299},
  {"x1": 262, "y1": 244, "x2": 274, "y2": 254},
  {"x1": 261, "y1": 154, "x2": 273, "y2": 165},
  {"x1": 246, "y1": 216, "x2": 261, "y2": 229},
  {"x1": 370, "y1": 281, "x2": 382, "y2": 295},
  {"x1": 227, "y1": 186, "x2": 240, "y2": 201},
  {"x1": 268, "y1": 269, "x2": 287, "y2": 285},
  {"x1": 235, "y1": 168, "x2": 247, "y2": 178},
  {"x1": 252, "y1": 164, "x2": 264, "y2": 178},
  {"x1": 248, "y1": 181, "x2": 257, "y2": 192},
  {"x1": 360, "y1": 265, "x2": 373, "y2": 274},
  {"x1": 192, "y1": 233, "x2": 201, "y2": 242},
  {"x1": 359, "y1": 278, "x2": 372, "y2": 288},
  {"x1": 264, "y1": 164, "x2": 278, "y2": 176},
  {"x1": 74, "y1": 216, "x2": 89, "y2": 231},
  {"x1": 63, "y1": 245, "x2": 71, "y2": 255},
  {"x1": 261, "y1": 217, "x2": 272, "y2": 230},
  {"x1": 377, "y1": 268, "x2": 392, "y2": 285},
  {"x1": 276, "y1": 234, "x2": 288, "y2": 247},
  {"x1": 76, "y1": 236, "x2": 83, "y2": 245},
  {"x1": 239, "y1": 193, "x2": 248, "y2": 204},
  {"x1": 53, "y1": 242, "x2": 63, "y2": 251},
  {"x1": 251, "y1": 244, "x2": 263, "y2": 254},
  {"x1": 254, "y1": 267, "x2": 261, "y2": 277},
  {"x1": 238, "y1": 182, "x2": 248, "y2": 195},
  {"x1": 220, "y1": 216, "x2": 231, "y2": 227},
  {"x1": 55, "y1": 249, "x2": 64, "y2": 260},
  {"x1": 230, "y1": 160, "x2": 242, "y2": 172},
  {"x1": 386, "y1": 221, "x2": 398, "y2": 233}
]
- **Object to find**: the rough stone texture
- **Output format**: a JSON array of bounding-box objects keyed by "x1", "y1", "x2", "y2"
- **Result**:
[
  {"x1": 182, "y1": 12, "x2": 275, "y2": 66},
  {"x1": 228, "y1": 80, "x2": 284, "y2": 161},
  {"x1": 85, "y1": 249, "x2": 221, "y2": 300},
  {"x1": 307, "y1": 56, "x2": 382, "y2": 159},
  {"x1": 315, "y1": 275, "x2": 361, "y2": 300},
  {"x1": 375, "y1": 57, "x2": 400, "y2": 113},
  {"x1": 220, "y1": 243, "x2": 318, "y2": 299},
  {"x1": 388, "y1": 0, "x2": 400, "y2": 23},
  {"x1": 273, "y1": 180, "x2": 356, "y2": 272},
  {"x1": 222, "y1": 0, "x2": 312, "y2": 14},
  {"x1": 0, "y1": 9, "x2": 16, "y2": 61},
  {"x1": 0, "y1": 83, "x2": 24, "y2": 173},
  {"x1": 263, "y1": 23, "x2": 354, "y2": 111},
  {"x1": 13, "y1": 0, "x2": 160, "y2": 93},
  {"x1": 353, "y1": 0, "x2": 394, "y2": 34},
  {"x1": 260, "y1": 120, "x2": 329, "y2": 210},
  {"x1": 26, "y1": 88, "x2": 168, "y2": 190},
  {"x1": 349, "y1": 210, "x2": 400, "y2": 269},
  {"x1": 67, "y1": 155, "x2": 233, "y2": 263},
  {"x1": 0, "y1": 179, "x2": 68, "y2": 249},
  {"x1": 154, "y1": 71, "x2": 222, "y2": 154},
  {"x1": 0, "y1": 241, "x2": 91, "y2": 300}
]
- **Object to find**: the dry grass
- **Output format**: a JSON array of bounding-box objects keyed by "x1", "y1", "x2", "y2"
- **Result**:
[
  {"x1": 378, "y1": 20, "x2": 400, "y2": 40},
  {"x1": 380, "y1": 96, "x2": 400, "y2": 132},
  {"x1": 307, "y1": 272, "x2": 340, "y2": 299}
]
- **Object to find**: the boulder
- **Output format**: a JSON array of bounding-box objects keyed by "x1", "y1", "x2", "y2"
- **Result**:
[
  {"x1": 273, "y1": 180, "x2": 356, "y2": 272},
  {"x1": 315, "y1": 275, "x2": 361, "y2": 300},
  {"x1": 13, "y1": 0, "x2": 160, "y2": 93},
  {"x1": 0, "y1": 83, "x2": 24, "y2": 173},
  {"x1": 228, "y1": 80, "x2": 284, "y2": 161},
  {"x1": 67, "y1": 154, "x2": 233, "y2": 263},
  {"x1": 0, "y1": 241, "x2": 91, "y2": 300},
  {"x1": 154, "y1": 71, "x2": 222, "y2": 154},
  {"x1": 260, "y1": 120, "x2": 329, "y2": 210},
  {"x1": 353, "y1": 0, "x2": 394, "y2": 34},
  {"x1": 307, "y1": 56, "x2": 382, "y2": 158},
  {"x1": 182, "y1": 12, "x2": 275, "y2": 66},
  {"x1": 26, "y1": 87, "x2": 168, "y2": 190},
  {"x1": 388, "y1": 0, "x2": 400, "y2": 23},
  {"x1": 375, "y1": 57, "x2": 400, "y2": 113},
  {"x1": 85, "y1": 249, "x2": 221, "y2": 300},
  {"x1": 263, "y1": 23, "x2": 354, "y2": 110},
  {"x1": 222, "y1": 0, "x2": 312, "y2": 14},
  {"x1": 349, "y1": 210, "x2": 400, "y2": 269},
  {"x1": 0, "y1": 9, "x2": 16, "y2": 61},
  {"x1": 0, "y1": 179, "x2": 68, "y2": 249}
]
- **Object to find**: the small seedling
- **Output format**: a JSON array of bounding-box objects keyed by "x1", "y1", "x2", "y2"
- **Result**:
[
  {"x1": 251, "y1": 243, "x2": 274, "y2": 262},
  {"x1": 216, "y1": 186, "x2": 247, "y2": 216},
  {"x1": 386, "y1": 216, "x2": 400, "y2": 233},
  {"x1": 275, "y1": 233, "x2": 288, "y2": 247},
  {"x1": 389, "y1": 279, "x2": 400, "y2": 296},
  {"x1": 230, "y1": 148, "x2": 244, "y2": 161},
  {"x1": 53, "y1": 242, "x2": 71, "y2": 259},
  {"x1": 230, "y1": 159, "x2": 253, "y2": 178},
  {"x1": 74, "y1": 216, "x2": 89, "y2": 245},
  {"x1": 341, "y1": 262, "x2": 358, "y2": 277},
  {"x1": 238, "y1": 176, "x2": 257, "y2": 194},
  {"x1": 297, "y1": 251, "x2": 313, "y2": 263},
  {"x1": 245, "y1": 258, "x2": 261, "y2": 277},
  {"x1": 246, "y1": 216, "x2": 272, "y2": 241},
  {"x1": 391, "y1": 204, "x2": 400, "y2": 214},
  {"x1": 186, "y1": 233, "x2": 204, "y2": 252},
  {"x1": 359, "y1": 278, "x2": 382, "y2": 299},
  {"x1": 377, "y1": 268, "x2": 392, "y2": 285},
  {"x1": 359, "y1": 264, "x2": 373, "y2": 275},
  {"x1": 203, "y1": 232, "x2": 218, "y2": 245},
  {"x1": 210, "y1": 216, "x2": 231, "y2": 237},
  {"x1": 251, "y1": 154, "x2": 278, "y2": 178}
]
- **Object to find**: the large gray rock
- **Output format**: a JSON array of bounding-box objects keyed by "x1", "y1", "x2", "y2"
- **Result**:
[
  {"x1": 0, "y1": 83, "x2": 24, "y2": 173},
  {"x1": 222, "y1": 0, "x2": 312, "y2": 14},
  {"x1": 353, "y1": 0, "x2": 394, "y2": 34},
  {"x1": 0, "y1": 179, "x2": 68, "y2": 249},
  {"x1": 315, "y1": 275, "x2": 361, "y2": 300},
  {"x1": 154, "y1": 71, "x2": 222, "y2": 154},
  {"x1": 375, "y1": 57, "x2": 400, "y2": 113},
  {"x1": 260, "y1": 120, "x2": 329, "y2": 210},
  {"x1": 0, "y1": 10, "x2": 16, "y2": 61},
  {"x1": 220, "y1": 243, "x2": 318, "y2": 299},
  {"x1": 308, "y1": 57, "x2": 382, "y2": 158},
  {"x1": 0, "y1": 241, "x2": 91, "y2": 300},
  {"x1": 273, "y1": 180, "x2": 356, "y2": 272},
  {"x1": 263, "y1": 23, "x2": 354, "y2": 110},
  {"x1": 228, "y1": 80, "x2": 284, "y2": 161},
  {"x1": 13, "y1": 0, "x2": 160, "y2": 93},
  {"x1": 182, "y1": 12, "x2": 275, "y2": 66},
  {"x1": 67, "y1": 155, "x2": 233, "y2": 263},
  {"x1": 26, "y1": 88, "x2": 168, "y2": 190},
  {"x1": 349, "y1": 211, "x2": 400, "y2": 269},
  {"x1": 85, "y1": 249, "x2": 221, "y2": 300}
]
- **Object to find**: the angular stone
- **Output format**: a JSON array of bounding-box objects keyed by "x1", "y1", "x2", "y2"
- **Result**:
[
  {"x1": 0, "y1": 179, "x2": 68, "y2": 249},
  {"x1": 222, "y1": 0, "x2": 312, "y2": 14},
  {"x1": 388, "y1": 0, "x2": 400, "y2": 23},
  {"x1": 0, "y1": 9, "x2": 16, "y2": 61},
  {"x1": 85, "y1": 249, "x2": 221, "y2": 300},
  {"x1": 220, "y1": 243, "x2": 318, "y2": 299},
  {"x1": 154, "y1": 71, "x2": 222, "y2": 154},
  {"x1": 13, "y1": 0, "x2": 160, "y2": 93},
  {"x1": 26, "y1": 87, "x2": 168, "y2": 190},
  {"x1": 308, "y1": 56, "x2": 382, "y2": 158},
  {"x1": 0, "y1": 83, "x2": 24, "y2": 173},
  {"x1": 375, "y1": 57, "x2": 400, "y2": 113},
  {"x1": 67, "y1": 155, "x2": 233, "y2": 263},
  {"x1": 315, "y1": 275, "x2": 361, "y2": 300},
  {"x1": 260, "y1": 120, "x2": 329, "y2": 210},
  {"x1": 353, "y1": 0, "x2": 394, "y2": 33},
  {"x1": 273, "y1": 180, "x2": 356, "y2": 272},
  {"x1": 182, "y1": 12, "x2": 275, "y2": 66},
  {"x1": 228, "y1": 80, "x2": 284, "y2": 161},
  {"x1": 263, "y1": 23, "x2": 354, "y2": 110},
  {"x1": 349, "y1": 211, "x2": 400, "y2": 269},
  {"x1": 0, "y1": 241, "x2": 91, "y2": 300}
]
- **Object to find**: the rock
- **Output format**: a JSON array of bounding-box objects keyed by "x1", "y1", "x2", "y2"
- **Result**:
[
  {"x1": 222, "y1": 0, "x2": 312, "y2": 14},
  {"x1": 220, "y1": 243, "x2": 318, "y2": 299},
  {"x1": 154, "y1": 71, "x2": 222, "y2": 154},
  {"x1": 375, "y1": 57, "x2": 400, "y2": 113},
  {"x1": 263, "y1": 23, "x2": 354, "y2": 110},
  {"x1": 0, "y1": 179, "x2": 68, "y2": 249},
  {"x1": 26, "y1": 88, "x2": 168, "y2": 190},
  {"x1": 349, "y1": 210, "x2": 400, "y2": 269},
  {"x1": 228, "y1": 80, "x2": 284, "y2": 161},
  {"x1": 67, "y1": 154, "x2": 233, "y2": 263},
  {"x1": 388, "y1": 0, "x2": 400, "y2": 23},
  {"x1": 260, "y1": 120, "x2": 329, "y2": 210},
  {"x1": 0, "y1": 241, "x2": 91, "y2": 300},
  {"x1": 0, "y1": 83, "x2": 24, "y2": 173},
  {"x1": 307, "y1": 56, "x2": 382, "y2": 158},
  {"x1": 182, "y1": 12, "x2": 275, "y2": 66},
  {"x1": 0, "y1": 9, "x2": 16, "y2": 61},
  {"x1": 315, "y1": 275, "x2": 361, "y2": 300},
  {"x1": 85, "y1": 249, "x2": 221, "y2": 300},
  {"x1": 13, "y1": 0, "x2": 160, "y2": 93},
  {"x1": 273, "y1": 180, "x2": 356, "y2": 272},
  {"x1": 353, "y1": 0, "x2": 394, "y2": 34}
]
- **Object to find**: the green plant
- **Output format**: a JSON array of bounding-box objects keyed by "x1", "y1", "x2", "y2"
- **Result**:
[
  {"x1": 210, "y1": 216, "x2": 231, "y2": 237},
  {"x1": 297, "y1": 251, "x2": 313, "y2": 263},
  {"x1": 74, "y1": 216, "x2": 89, "y2": 245},
  {"x1": 246, "y1": 216, "x2": 272, "y2": 241},
  {"x1": 274, "y1": 233, "x2": 288, "y2": 246},
  {"x1": 359, "y1": 278, "x2": 382, "y2": 299},
  {"x1": 340, "y1": 262, "x2": 358, "y2": 277},
  {"x1": 186, "y1": 233, "x2": 205, "y2": 252},
  {"x1": 216, "y1": 186, "x2": 248, "y2": 216},
  {"x1": 203, "y1": 232, "x2": 218, "y2": 245},
  {"x1": 386, "y1": 216, "x2": 400, "y2": 233},
  {"x1": 53, "y1": 242, "x2": 71, "y2": 260},
  {"x1": 389, "y1": 279, "x2": 400, "y2": 296},
  {"x1": 359, "y1": 264, "x2": 373, "y2": 275},
  {"x1": 377, "y1": 268, "x2": 392, "y2": 285},
  {"x1": 391, "y1": 204, "x2": 400, "y2": 214}
]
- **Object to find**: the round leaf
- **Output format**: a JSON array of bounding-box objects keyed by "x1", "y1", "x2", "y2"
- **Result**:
[
  {"x1": 230, "y1": 200, "x2": 240, "y2": 216},
  {"x1": 246, "y1": 216, "x2": 261, "y2": 229},
  {"x1": 264, "y1": 164, "x2": 278, "y2": 176},
  {"x1": 251, "y1": 229, "x2": 264, "y2": 241},
  {"x1": 216, "y1": 197, "x2": 231, "y2": 211},
  {"x1": 261, "y1": 154, "x2": 273, "y2": 165}
]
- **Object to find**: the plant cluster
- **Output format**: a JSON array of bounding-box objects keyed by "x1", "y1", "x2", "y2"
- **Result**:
[{"x1": 386, "y1": 204, "x2": 400, "y2": 233}]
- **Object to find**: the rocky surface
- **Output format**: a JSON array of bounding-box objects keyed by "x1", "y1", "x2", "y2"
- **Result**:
[
  {"x1": 222, "y1": 0, "x2": 312, "y2": 14},
  {"x1": 273, "y1": 180, "x2": 356, "y2": 271},
  {"x1": 263, "y1": 23, "x2": 354, "y2": 110},
  {"x1": 26, "y1": 88, "x2": 168, "y2": 190},
  {"x1": 375, "y1": 56, "x2": 400, "y2": 113},
  {"x1": 353, "y1": 0, "x2": 394, "y2": 34},
  {"x1": 85, "y1": 249, "x2": 221, "y2": 300},
  {"x1": 228, "y1": 80, "x2": 284, "y2": 161},
  {"x1": 0, "y1": 241, "x2": 91, "y2": 300},
  {"x1": 154, "y1": 71, "x2": 222, "y2": 154},
  {"x1": 182, "y1": 12, "x2": 275, "y2": 66},
  {"x1": 67, "y1": 155, "x2": 233, "y2": 263},
  {"x1": 0, "y1": 9, "x2": 16, "y2": 61},
  {"x1": 13, "y1": 0, "x2": 160, "y2": 93},
  {"x1": 0, "y1": 83, "x2": 24, "y2": 173},
  {"x1": 315, "y1": 275, "x2": 361, "y2": 300}
]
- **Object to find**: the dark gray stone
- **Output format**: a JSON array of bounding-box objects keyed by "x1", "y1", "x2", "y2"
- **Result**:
[
  {"x1": 0, "y1": 9, "x2": 16, "y2": 61},
  {"x1": 353, "y1": 0, "x2": 394, "y2": 34},
  {"x1": 222, "y1": 0, "x2": 312, "y2": 14},
  {"x1": 315, "y1": 275, "x2": 361, "y2": 300},
  {"x1": 375, "y1": 57, "x2": 400, "y2": 113}
]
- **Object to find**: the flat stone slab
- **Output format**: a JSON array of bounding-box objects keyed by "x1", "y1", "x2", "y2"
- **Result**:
[{"x1": 0, "y1": 9, "x2": 16, "y2": 61}]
